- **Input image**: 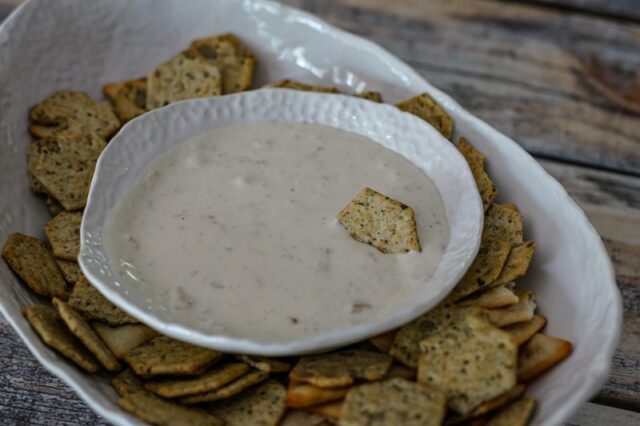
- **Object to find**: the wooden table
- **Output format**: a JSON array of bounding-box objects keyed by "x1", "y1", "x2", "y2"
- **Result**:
[{"x1": 0, "y1": 0, "x2": 638, "y2": 424}]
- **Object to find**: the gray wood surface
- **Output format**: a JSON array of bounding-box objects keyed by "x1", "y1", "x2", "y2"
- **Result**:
[{"x1": 527, "y1": 0, "x2": 640, "y2": 21}]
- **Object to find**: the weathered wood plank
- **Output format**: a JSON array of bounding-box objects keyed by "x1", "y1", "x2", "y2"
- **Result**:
[
  {"x1": 285, "y1": 0, "x2": 640, "y2": 175},
  {"x1": 527, "y1": 0, "x2": 640, "y2": 22}
]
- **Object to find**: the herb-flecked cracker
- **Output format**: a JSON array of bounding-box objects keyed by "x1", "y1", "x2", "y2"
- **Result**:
[
  {"x1": 33, "y1": 132, "x2": 106, "y2": 210},
  {"x1": 146, "y1": 55, "x2": 222, "y2": 109},
  {"x1": 289, "y1": 349, "x2": 392, "y2": 388},
  {"x1": 307, "y1": 401, "x2": 344, "y2": 419},
  {"x1": 458, "y1": 138, "x2": 496, "y2": 211},
  {"x1": 23, "y1": 305, "x2": 99, "y2": 373},
  {"x1": 341, "y1": 378, "x2": 447, "y2": 426},
  {"x1": 486, "y1": 396, "x2": 536, "y2": 426},
  {"x1": 52, "y1": 297, "x2": 121, "y2": 372},
  {"x1": 396, "y1": 93, "x2": 453, "y2": 140},
  {"x1": 286, "y1": 381, "x2": 350, "y2": 408},
  {"x1": 103, "y1": 77, "x2": 148, "y2": 123},
  {"x1": 483, "y1": 204, "x2": 524, "y2": 245},
  {"x1": 112, "y1": 368, "x2": 144, "y2": 397},
  {"x1": 207, "y1": 379, "x2": 287, "y2": 426},
  {"x1": 369, "y1": 329, "x2": 398, "y2": 353},
  {"x1": 145, "y1": 362, "x2": 250, "y2": 398},
  {"x1": 458, "y1": 285, "x2": 519, "y2": 309},
  {"x1": 44, "y1": 211, "x2": 82, "y2": 261},
  {"x1": 46, "y1": 196, "x2": 64, "y2": 216},
  {"x1": 503, "y1": 315, "x2": 547, "y2": 346},
  {"x1": 493, "y1": 241, "x2": 535, "y2": 286},
  {"x1": 118, "y1": 389, "x2": 223, "y2": 426},
  {"x1": 68, "y1": 276, "x2": 138, "y2": 325},
  {"x1": 181, "y1": 370, "x2": 268, "y2": 404},
  {"x1": 417, "y1": 315, "x2": 517, "y2": 415},
  {"x1": 486, "y1": 289, "x2": 536, "y2": 327},
  {"x1": 235, "y1": 355, "x2": 292, "y2": 373},
  {"x1": 338, "y1": 187, "x2": 421, "y2": 254},
  {"x1": 92, "y1": 322, "x2": 159, "y2": 359},
  {"x1": 27, "y1": 140, "x2": 48, "y2": 193},
  {"x1": 356, "y1": 91, "x2": 383, "y2": 103},
  {"x1": 264, "y1": 79, "x2": 340, "y2": 93},
  {"x1": 56, "y1": 259, "x2": 81, "y2": 284},
  {"x1": 517, "y1": 334, "x2": 572, "y2": 382},
  {"x1": 124, "y1": 335, "x2": 222, "y2": 377},
  {"x1": 2, "y1": 233, "x2": 68, "y2": 299}
]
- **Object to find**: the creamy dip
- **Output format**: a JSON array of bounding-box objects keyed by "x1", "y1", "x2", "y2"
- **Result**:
[{"x1": 104, "y1": 123, "x2": 449, "y2": 341}]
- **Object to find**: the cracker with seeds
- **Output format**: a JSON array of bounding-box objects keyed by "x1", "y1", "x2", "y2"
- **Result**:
[
  {"x1": 369, "y1": 329, "x2": 398, "y2": 353},
  {"x1": 356, "y1": 91, "x2": 383, "y2": 103},
  {"x1": 493, "y1": 242, "x2": 535, "y2": 286},
  {"x1": 146, "y1": 55, "x2": 222, "y2": 109},
  {"x1": 503, "y1": 315, "x2": 547, "y2": 346},
  {"x1": 483, "y1": 204, "x2": 524, "y2": 245},
  {"x1": 68, "y1": 276, "x2": 139, "y2": 325},
  {"x1": 517, "y1": 334, "x2": 572, "y2": 382},
  {"x1": 112, "y1": 368, "x2": 144, "y2": 397},
  {"x1": 308, "y1": 401, "x2": 343, "y2": 419},
  {"x1": 389, "y1": 303, "x2": 487, "y2": 368},
  {"x1": 458, "y1": 138, "x2": 496, "y2": 211},
  {"x1": 124, "y1": 335, "x2": 222, "y2": 377},
  {"x1": 417, "y1": 315, "x2": 517, "y2": 415},
  {"x1": 458, "y1": 285, "x2": 519, "y2": 309},
  {"x1": 92, "y1": 322, "x2": 159, "y2": 359},
  {"x1": 185, "y1": 33, "x2": 257, "y2": 94},
  {"x1": 2, "y1": 233, "x2": 68, "y2": 299},
  {"x1": 207, "y1": 379, "x2": 287, "y2": 426},
  {"x1": 383, "y1": 363, "x2": 417, "y2": 381},
  {"x1": 396, "y1": 93, "x2": 453, "y2": 140},
  {"x1": 341, "y1": 378, "x2": 446, "y2": 426},
  {"x1": 44, "y1": 211, "x2": 82, "y2": 261},
  {"x1": 338, "y1": 187, "x2": 421, "y2": 254},
  {"x1": 52, "y1": 298, "x2": 120, "y2": 371},
  {"x1": 23, "y1": 305, "x2": 100, "y2": 373},
  {"x1": 103, "y1": 78, "x2": 148, "y2": 123},
  {"x1": 56, "y1": 259, "x2": 81, "y2": 284},
  {"x1": 27, "y1": 140, "x2": 48, "y2": 193},
  {"x1": 181, "y1": 370, "x2": 268, "y2": 404},
  {"x1": 287, "y1": 382, "x2": 351, "y2": 408},
  {"x1": 46, "y1": 196, "x2": 65, "y2": 216},
  {"x1": 145, "y1": 362, "x2": 250, "y2": 399},
  {"x1": 289, "y1": 349, "x2": 392, "y2": 388},
  {"x1": 448, "y1": 384, "x2": 526, "y2": 424},
  {"x1": 118, "y1": 389, "x2": 223, "y2": 426},
  {"x1": 265, "y1": 80, "x2": 340, "y2": 94},
  {"x1": 486, "y1": 290, "x2": 536, "y2": 327},
  {"x1": 235, "y1": 355, "x2": 291, "y2": 373},
  {"x1": 33, "y1": 132, "x2": 106, "y2": 210},
  {"x1": 486, "y1": 396, "x2": 536, "y2": 426},
  {"x1": 29, "y1": 91, "x2": 120, "y2": 139}
]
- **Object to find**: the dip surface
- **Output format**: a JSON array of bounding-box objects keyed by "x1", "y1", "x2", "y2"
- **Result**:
[{"x1": 104, "y1": 123, "x2": 449, "y2": 341}]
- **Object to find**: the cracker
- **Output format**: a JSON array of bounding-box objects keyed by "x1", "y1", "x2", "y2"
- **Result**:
[
  {"x1": 383, "y1": 363, "x2": 416, "y2": 381},
  {"x1": 185, "y1": 33, "x2": 256, "y2": 94},
  {"x1": 181, "y1": 370, "x2": 268, "y2": 404},
  {"x1": 235, "y1": 355, "x2": 291, "y2": 373},
  {"x1": 417, "y1": 315, "x2": 517, "y2": 415},
  {"x1": 145, "y1": 362, "x2": 250, "y2": 399},
  {"x1": 44, "y1": 211, "x2": 82, "y2": 261},
  {"x1": 289, "y1": 349, "x2": 392, "y2": 388},
  {"x1": 146, "y1": 55, "x2": 222, "y2": 109},
  {"x1": 112, "y1": 368, "x2": 144, "y2": 397},
  {"x1": 447, "y1": 239, "x2": 512, "y2": 302},
  {"x1": 369, "y1": 329, "x2": 398, "y2": 353},
  {"x1": 356, "y1": 91, "x2": 383, "y2": 103},
  {"x1": 287, "y1": 381, "x2": 350, "y2": 408},
  {"x1": 207, "y1": 379, "x2": 287, "y2": 426},
  {"x1": 29, "y1": 91, "x2": 120, "y2": 139},
  {"x1": 308, "y1": 401, "x2": 343, "y2": 419},
  {"x1": 33, "y1": 132, "x2": 106, "y2": 210},
  {"x1": 118, "y1": 389, "x2": 223, "y2": 426},
  {"x1": 52, "y1": 297, "x2": 121, "y2": 371},
  {"x1": 68, "y1": 276, "x2": 139, "y2": 325},
  {"x1": 2, "y1": 233, "x2": 68, "y2": 299},
  {"x1": 56, "y1": 259, "x2": 81, "y2": 284},
  {"x1": 517, "y1": 333, "x2": 572, "y2": 382},
  {"x1": 23, "y1": 305, "x2": 99, "y2": 372},
  {"x1": 279, "y1": 410, "x2": 333, "y2": 426},
  {"x1": 486, "y1": 396, "x2": 536, "y2": 426},
  {"x1": 265, "y1": 79, "x2": 340, "y2": 94},
  {"x1": 28, "y1": 124, "x2": 58, "y2": 139},
  {"x1": 389, "y1": 303, "x2": 487, "y2": 368},
  {"x1": 46, "y1": 196, "x2": 64, "y2": 216},
  {"x1": 503, "y1": 315, "x2": 547, "y2": 346},
  {"x1": 27, "y1": 140, "x2": 48, "y2": 193},
  {"x1": 396, "y1": 93, "x2": 453, "y2": 140},
  {"x1": 103, "y1": 77, "x2": 147, "y2": 123},
  {"x1": 493, "y1": 242, "x2": 535, "y2": 286},
  {"x1": 486, "y1": 290, "x2": 536, "y2": 327},
  {"x1": 124, "y1": 335, "x2": 222, "y2": 377},
  {"x1": 338, "y1": 187, "x2": 421, "y2": 254},
  {"x1": 483, "y1": 204, "x2": 524, "y2": 245},
  {"x1": 92, "y1": 321, "x2": 159, "y2": 359},
  {"x1": 458, "y1": 285, "x2": 519, "y2": 309},
  {"x1": 458, "y1": 137, "x2": 485, "y2": 168},
  {"x1": 458, "y1": 138, "x2": 496, "y2": 211},
  {"x1": 446, "y1": 385, "x2": 526, "y2": 425},
  {"x1": 341, "y1": 378, "x2": 446, "y2": 426}
]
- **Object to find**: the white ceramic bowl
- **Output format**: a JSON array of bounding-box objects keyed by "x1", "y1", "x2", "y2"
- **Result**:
[
  {"x1": 0, "y1": 0, "x2": 621, "y2": 425},
  {"x1": 79, "y1": 89, "x2": 484, "y2": 356}
]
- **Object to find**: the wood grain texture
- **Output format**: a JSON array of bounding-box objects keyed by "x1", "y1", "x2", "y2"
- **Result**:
[
  {"x1": 527, "y1": 0, "x2": 640, "y2": 22},
  {"x1": 285, "y1": 0, "x2": 640, "y2": 175}
]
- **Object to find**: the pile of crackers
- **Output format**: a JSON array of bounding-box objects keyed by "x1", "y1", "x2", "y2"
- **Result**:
[{"x1": 2, "y1": 33, "x2": 572, "y2": 426}]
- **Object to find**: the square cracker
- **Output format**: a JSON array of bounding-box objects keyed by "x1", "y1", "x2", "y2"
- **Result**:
[
  {"x1": 486, "y1": 289, "x2": 536, "y2": 328},
  {"x1": 264, "y1": 79, "x2": 340, "y2": 93},
  {"x1": 103, "y1": 77, "x2": 148, "y2": 123},
  {"x1": 417, "y1": 315, "x2": 517, "y2": 415},
  {"x1": 503, "y1": 315, "x2": 547, "y2": 346},
  {"x1": 458, "y1": 138, "x2": 496, "y2": 211},
  {"x1": 68, "y1": 276, "x2": 139, "y2": 325},
  {"x1": 286, "y1": 381, "x2": 350, "y2": 408},
  {"x1": 124, "y1": 335, "x2": 222, "y2": 377},
  {"x1": 356, "y1": 91, "x2": 383, "y2": 103},
  {"x1": 517, "y1": 333, "x2": 572, "y2": 382},
  {"x1": 493, "y1": 241, "x2": 535, "y2": 286},
  {"x1": 56, "y1": 259, "x2": 81, "y2": 284},
  {"x1": 145, "y1": 362, "x2": 249, "y2": 399},
  {"x1": 112, "y1": 368, "x2": 144, "y2": 397},
  {"x1": 27, "y1": 140, "x2": 48, "y2": 193},
  {"x1": 146, "y1": 55, "x2": 222, "y2": 109},
  {"x1": 23, "y1": 305, "x2": 99, "y2": 373},
  {"x1": 458, "y1": 284, "x2": 519, "y2": 309},
  {"x1": 2, "y1": 233, "x2": 68, "y2": 299},
  {"x1": 118, "y1": 389, "x2": 223, "y2": 426},
  {"x1": 46, "y1": 196, "x2": 65, "y2": 216},
  {"x1": 338, "y1": 187, "x2": 421, "y2": 254},
  {"x1": 341, "y1": 378, "x2": 446, "y2": 426},
  {"x1": 181, "y1": 370, "x2": 268, "y2": 405},
  {"x1": 33, "y1": 132, "x2": 106, "y2": 211},
  {"x1": 207, "y1": 379, "x2": 287, "y2": 426},
  {"x1": 52, "y1": 297, "x2": 121, "y2": 372},
  {"x1": 235, "y1": 355, "x2": 291, "y2": 373},
  {"x1": 486, "y1": 396, "x2": 536, "y2": 426},
  {"x1": 396, "y1": 93, "x2": 453, "y2": 140},
  {"x1": 483, "y1": 204, "x2": 524, "y2": 245},
  {"x1": 92, "y1": 321, "x2": 159, "y2": 359},
  {"x1": 290, "y1": 349, "x2": 392, "y2": 388},
  {"x1": 44, "y1": 211, "x2": 82, "y2": 261}
]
